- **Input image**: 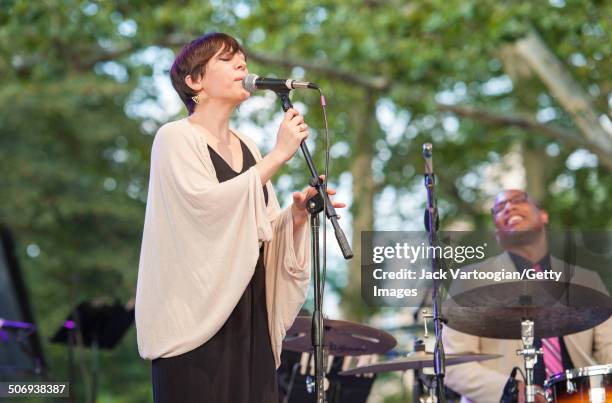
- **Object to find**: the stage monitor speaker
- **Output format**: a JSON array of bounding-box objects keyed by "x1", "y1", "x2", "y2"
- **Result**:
[{"x1": 0, "y1": 225, "x2": 46, "y2": 379}]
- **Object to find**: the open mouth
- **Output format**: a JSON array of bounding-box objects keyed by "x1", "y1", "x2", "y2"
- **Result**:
[{"x1": 507, "y1": 215, "x2": 524, "y2": 226}]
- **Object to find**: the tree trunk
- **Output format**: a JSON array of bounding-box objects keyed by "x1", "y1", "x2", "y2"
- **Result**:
[
  {"x1": 522, "y1": 145, "x2": 547, "y2": 201},
  {"x1": 513, "y1": 29, "x2": 612, "y2": 154},
  {"x1": 501, "y1": 44, "x2": 550, "y2": 201},
  {"x1": 341, "y1": 91, "x2": 377, "y2": 321}
]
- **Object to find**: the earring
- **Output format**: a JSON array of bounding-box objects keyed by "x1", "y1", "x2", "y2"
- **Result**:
[{"x1": 191, "y1": 94, "x2": 201, "y2": 104}]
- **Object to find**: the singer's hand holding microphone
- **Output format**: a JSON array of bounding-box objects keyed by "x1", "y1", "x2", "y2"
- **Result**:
[
  {"x1": 245, "y1": 73, "x2": 313, "y2": 183},
  {"x1": 272, "y1": 108, "x2": 309, "y2": 163},
  {"x1": 242, "y1": 73, "x2": 314, "y2": 163}
]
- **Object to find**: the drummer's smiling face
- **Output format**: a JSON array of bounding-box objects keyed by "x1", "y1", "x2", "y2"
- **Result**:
[{"x1": 492, "y1": 189, "x2": 548, "y2": 232}]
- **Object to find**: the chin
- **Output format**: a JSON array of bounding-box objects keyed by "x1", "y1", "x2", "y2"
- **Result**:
[
  {"x1": 223, "y1": 93, "x2": 250, "y2": 108},
  {"x1": 498, "y1": 227, "x2": 543, "y2": 248},
  {"x1": 234, "y1": 90, "x2": 251, "y2": 103}
]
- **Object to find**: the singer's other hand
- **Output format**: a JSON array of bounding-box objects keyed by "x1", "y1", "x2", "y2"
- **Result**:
[
  {"x1": 291, "y1": 176, "x2": 346, "y2": 228},
  {"x1": 271, "y1": 108, "x2": 309, "y2": 163}
]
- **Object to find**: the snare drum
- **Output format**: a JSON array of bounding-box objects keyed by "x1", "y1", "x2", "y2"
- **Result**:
[{"x1": 545, "y1": 364, "x2": 611, "y2": 403}]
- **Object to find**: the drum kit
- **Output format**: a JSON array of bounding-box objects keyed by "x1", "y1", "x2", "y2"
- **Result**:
[
  {"x1": 282, "y1": 279, "x2": 612, "y2": 403},
  {"x1": 545, "y1": 365, "x2": 611, "y2": 403}
]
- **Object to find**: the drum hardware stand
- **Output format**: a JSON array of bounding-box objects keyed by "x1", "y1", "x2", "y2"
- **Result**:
[
  {"x1": 565, "y1": 378, "x2": 576, "y2": 394},
  {"x1": 422, "y1": 143, "x2": 446, "y2": 403},
  {"x1": 411, "y1": 339, "x2": 430, "y2": 403},
  {"x1": 413, "y1": 307, "x2": 435, "y2": 403},
  {"x1": 418, "y1": 373, "x2": 440, "y2": 403},
  {"x1": 422, "y1": 309, "x2": 434, "y2": 338},
  {"x1": 516, "y1": 319, "x2": 542, "y2": 403},
  {"x1": 544, "y1": 371, "x2": 578, "y2": 397},
  {"x1": 284, "y1": 362, "x2": 302, "y2": 403},
  {"x1": 304, "y1": 351, "x2": 332, "y2": 400}
]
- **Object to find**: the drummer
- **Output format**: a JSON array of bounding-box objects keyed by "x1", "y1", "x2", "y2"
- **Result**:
[{"x1": 442, "y1": 189, "x2": 612, "y2": 403}]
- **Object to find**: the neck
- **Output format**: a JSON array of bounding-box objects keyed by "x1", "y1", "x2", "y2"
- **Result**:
[
  {"x1": 188, "y1": 99, "x2": 235, "y2": 142},
  {"x1": 504, "y1": 231, "x2": 548, "y2": 263}
]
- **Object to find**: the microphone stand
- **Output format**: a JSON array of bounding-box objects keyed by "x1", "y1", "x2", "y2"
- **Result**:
[
  {"x1": 422, "y1": 143, "x2": 446, "y2": 403},
  {"x1": 274, "y1": 89, "x2": 353, "y2": 403}
]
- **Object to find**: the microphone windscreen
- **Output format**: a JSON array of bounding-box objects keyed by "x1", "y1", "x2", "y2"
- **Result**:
[{"x1": 242, "y1": 73, "x2": 259, "y2": 93}]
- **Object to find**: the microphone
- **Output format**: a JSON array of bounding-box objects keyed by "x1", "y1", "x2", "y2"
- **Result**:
[
  {"x1": 423, "y1": 143, "x2": 433, "y2": 176},
  {"x1": 422, "y1": 143, "x2": 439, "y2": 232},
  {"x1": 242, "y1": 73, "x2": 319, "y2": 93}
]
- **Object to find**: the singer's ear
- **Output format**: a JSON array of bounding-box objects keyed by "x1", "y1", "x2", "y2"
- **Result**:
[
  {"x1": 185, "y1": 74, "x2": 203, "y2": 92},
  {"x1": 539, "y1": 210, "x2": 549, "y2": 225}
]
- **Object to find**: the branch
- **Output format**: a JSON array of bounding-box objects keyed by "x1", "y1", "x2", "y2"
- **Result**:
[
  {"x1": 77, "y1": 33, "x2": 391, "y2": 91},
  {"x1": 439, "y1": 178, "x2": 487, "y2": 218},
  {"x1": 59, "y1": 29, "x2": 391, "y2": 93},
  {"x1": 437, "y1": 103, "x2": 612, "y2": 170},
  {"x1": 246, "y1": 51, "x2": 390, "y2": 91},
  {"x1": 512, "y1": 28, "x2": 612, "y2": 154},
  {"x1": 69, "y1": 34, "x2": 185, "y2": 71},
  {"x1": 82, "y1": 46, "x2": 138, "y2": 69}
]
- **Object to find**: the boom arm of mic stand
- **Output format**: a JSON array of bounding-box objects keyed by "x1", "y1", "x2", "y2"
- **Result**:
[{"x1": 275, "y1": 90, "x2": 353, "y2": 260}]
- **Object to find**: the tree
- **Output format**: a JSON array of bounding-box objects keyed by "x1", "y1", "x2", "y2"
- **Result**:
[{"x1": 1, "y1": 1, "x2": 610, "y2": 400}]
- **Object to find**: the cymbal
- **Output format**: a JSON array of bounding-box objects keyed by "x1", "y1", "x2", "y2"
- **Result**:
[
  {"x1": 339, "y1": 351, "x2": 501, "y2": 375},
  {"x1": 283, "y1": 316, "x2": 397, "y2": 356},
  {"x1": 444, "y1": 281, "x2": 612, "y2": 339},
  {"x1": 382, "y1": 323, "x2": 426, "y2": 333}
]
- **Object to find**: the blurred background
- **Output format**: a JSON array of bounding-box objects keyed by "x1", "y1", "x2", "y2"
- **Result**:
[{"x1": 0, "y1": 0, "x2": 610, "y2": 401}]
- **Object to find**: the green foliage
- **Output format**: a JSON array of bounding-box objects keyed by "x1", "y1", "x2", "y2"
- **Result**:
[{"x1": 1, "y1": 0, "x2": 610, "y2": 400}]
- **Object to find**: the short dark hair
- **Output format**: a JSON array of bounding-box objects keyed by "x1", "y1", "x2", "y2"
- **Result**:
[{"x1": 170, "y1": 32, "x2": 245, "y2": 114}]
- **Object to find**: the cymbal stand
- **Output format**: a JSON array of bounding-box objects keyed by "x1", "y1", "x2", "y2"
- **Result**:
[{"x1": 516, "y1": 319, "x2": 542, "y2": 403}]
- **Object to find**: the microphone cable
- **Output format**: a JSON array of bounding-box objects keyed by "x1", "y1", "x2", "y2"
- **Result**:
[{"x1": 318, "y1": 88, "x2": 331, "y2": 302}]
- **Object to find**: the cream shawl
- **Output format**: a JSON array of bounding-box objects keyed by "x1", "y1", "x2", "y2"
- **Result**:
[{"x1": 135, "y1": 118, "x2": 311, "y2": 368}]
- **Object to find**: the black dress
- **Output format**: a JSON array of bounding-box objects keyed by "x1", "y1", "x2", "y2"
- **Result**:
[{"x1": 151, "y1": 138, "x2": 277, "y2": 403}]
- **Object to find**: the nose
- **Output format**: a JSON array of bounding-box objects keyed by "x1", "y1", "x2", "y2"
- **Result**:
[
  {"x1": 504, "y1": 203, "x2": 517, "y2": 215},
  {"x1": 502, "y1": 199, "x2": 527, "y2": 221},
  {"x1": 235, "y1": 58, "x2": 247, "y2": 71}
]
